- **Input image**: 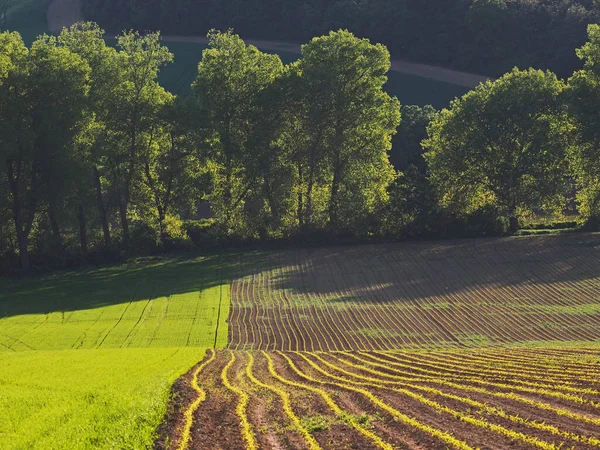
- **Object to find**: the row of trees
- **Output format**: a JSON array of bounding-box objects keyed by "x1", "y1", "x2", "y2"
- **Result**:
[
  {"x1": 2, "y1": 23, "x2": 600, "y2": 273},
  {"x1": 82, "y1": 0, "x2": 598, "y2": 78},
  {"x1": 0, "y1": 24, "x2": 401, "y2": 271}
]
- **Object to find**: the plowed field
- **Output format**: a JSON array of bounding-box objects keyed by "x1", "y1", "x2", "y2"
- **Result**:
[
  {"x1": 161, "y1": 234, "x2": 600, "y2": 449},
  {"x1": 228, "y1": 234, "x2": 600, "y2": 351},
  {"x1": 162, "y1": 346, "x2": 600, "y2": 450}
]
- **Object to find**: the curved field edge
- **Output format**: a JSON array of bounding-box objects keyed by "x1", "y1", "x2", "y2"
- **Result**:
[{"x1": 0, "y1": 347, "x2": 205, "y2": 450}]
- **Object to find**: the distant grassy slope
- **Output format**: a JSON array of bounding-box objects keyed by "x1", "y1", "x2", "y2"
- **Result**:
[
  {"x1": 2, "y1": 2, "x2": 468, "y2": 106},
  {"x1": 1, "y1": 0, "x2": 50, "y2": 43},
  {"x1": 0, "y1": 348, "x2": 204, "y2": 449},
  {"x1": 155, "y1": 40, "x2": 469, "y2": 107}
]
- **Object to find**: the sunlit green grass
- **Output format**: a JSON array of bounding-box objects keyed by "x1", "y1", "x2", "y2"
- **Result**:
[
  {"x1": 0, "y1": 347, "x2": 204, "y2": 449},
  {"x1": 0, "y1": 255, "x2": 231, "y2": 351},
  {"x1": 0, "y1": 253, "x2": 240, "y2": 449}
]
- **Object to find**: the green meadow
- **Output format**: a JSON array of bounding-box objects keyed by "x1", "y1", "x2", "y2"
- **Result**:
[
  {"x1": 0, "y1": 348, "x2": 204, "y2": 449},
  {"x1": 0, "y1": 254, "x2": 237, "y2": 449}
]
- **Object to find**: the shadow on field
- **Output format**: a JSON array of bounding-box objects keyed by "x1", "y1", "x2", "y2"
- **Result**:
[
  {"x1": 267, "y1": 233, "x2": 600, "y2": 304},
  {"x1": 0, "y1": 251, "x2": 267, "y2": 319},
  {"x1": 2, "y1": 233, "x2": 599, "y2": 321}
]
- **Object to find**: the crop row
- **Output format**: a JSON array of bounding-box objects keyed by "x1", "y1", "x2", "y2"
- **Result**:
[
  {"x1": 228, "y1": 237, "x2": 600, "y2": 351},
  {"x1": 173, "y1": 346, "x2": 600, "y2": 449}
]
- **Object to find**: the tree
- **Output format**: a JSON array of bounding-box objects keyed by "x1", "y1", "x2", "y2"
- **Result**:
[
  {"x1": 29, "y1": 37, "x2": 91, "y2": 257},
  {"x1": 192, "y1": 30, "x2": 283, "y2": 232},
  {"x1": 566, "y1": 24, "x2": 600, "y2": 228},
  {"x1": 0, "y1": 32, "x2": 31, "y2": 269},
  {"x1": 424, "y1": 68, "x2": 571, "y2": 232},
  {"x1": 0, "y1": 32, "x2": 90, "y2": 269},
  {"x1": 55, "y1": 23, "x2": 124, "y2": 250},
  {"x1": 297, "y1": 30, "x2": 400, "y2": 231},
  {"x1": 102, "y1": 31, "x2": 173, "y2": 245},
  {"x1": 139, "y1": 97, "x2": 211, "y2": 245}
]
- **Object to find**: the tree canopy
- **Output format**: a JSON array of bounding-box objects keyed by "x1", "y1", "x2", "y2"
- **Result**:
[
  {"x1": 424, "y1": 68, "x2": 571, "y2": 231},
  {"x1": 0, "y1": 22, "x2": 597, "y2": 273},
  {"x1": 566, "y1": 24, "x2": 600, "y2": 226}
]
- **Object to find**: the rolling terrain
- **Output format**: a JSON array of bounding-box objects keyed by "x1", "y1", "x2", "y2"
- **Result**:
[
  {"x1": 155, "y1": 233, "x2": 600, "y2": 450},
  {"x1": 2, "y1": 234, "x2": 600, "y2": 448}
]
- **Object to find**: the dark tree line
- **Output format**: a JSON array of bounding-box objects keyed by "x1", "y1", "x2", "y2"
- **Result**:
[
  {"x1": 2, "y1": 23, "x2": 600, "y2": 275},
  {"x1": 82, "y1": 0, "x2": 598, "y2": 78}
]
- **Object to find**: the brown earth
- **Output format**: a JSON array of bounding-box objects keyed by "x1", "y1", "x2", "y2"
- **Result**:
[
  {"x1": 228, "y1": 234, "x2": 600, "y2": 352},
  {"x1": 158, "y1": 347, "x2": 600, "y2": 449}
]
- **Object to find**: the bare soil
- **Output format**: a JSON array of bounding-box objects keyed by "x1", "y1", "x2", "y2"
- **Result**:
[
  {"x1": 229, "y1": 234, "x2": 600, "y2": 352},
  {"x1": 159, "y1": 348, "x2": 600, "y2": 449}
]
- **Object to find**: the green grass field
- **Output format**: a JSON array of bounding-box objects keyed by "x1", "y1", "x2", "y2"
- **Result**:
[
  {"x1": 0, "y1": 348, "x2": 204, "y2": 449},
  {"x1": 0, "y1": 253, "x2": 237, "y2": 449},
  {"x1": 1, "y1": 0, "x2": 50, "y2": 44}
]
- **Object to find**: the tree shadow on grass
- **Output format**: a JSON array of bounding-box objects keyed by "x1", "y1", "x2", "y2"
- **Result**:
[{"x1": 0, "y1": 250, "x2": 270, "y2": 320}]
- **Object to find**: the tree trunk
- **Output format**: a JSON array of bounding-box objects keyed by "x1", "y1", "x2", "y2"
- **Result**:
[
  {"x1": 158, "y1": 208, "x2": 167, "y2": 248},
  {"x1": 118, "y1": 197, "x2": 130, "y2": 244},
  {"x1": 297, "y1": 162, "x2": 304, "y2": 228},
  {"x1": 78, "y1": 204, "x2": 88, "y2": 256},
  {"x1": 224, "y1": 153, "x2": 233, "y2": 229},
  {"x1": 329, "y1": 169, "x2": 341, "y2": 230},
  {"x1": 93, "y1": 166, "x2": 111, "y2": 248},
  {"x1": 509, "y1": 216, "x2": 519, "y2": 233},
  {"x1": 7, "y1": 158, "x2": 32, "y2": 271},
  {"x1": 47, "y1": 201, "x2": 63, "y2": 255},
  {"x1": 17, "y1": 229, "x2": 30, "y2": 271}
]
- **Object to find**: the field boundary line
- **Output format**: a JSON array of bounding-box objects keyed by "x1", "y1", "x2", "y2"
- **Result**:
[{"x1": 213, "y1": 270, "x2": 224, "y2": 349}]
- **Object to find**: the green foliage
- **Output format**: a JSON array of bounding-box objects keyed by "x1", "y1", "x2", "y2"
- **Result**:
[
  {"x1": 424, "y1": 68, "x2": 572, "y2": 231},
  {"x1": 566, "y1": 24, "x2": 600, "y2": 228},
  {"x1": 300, "y1": 415, "x2": 329, "y2": 434},
  {"x1": 1, "y1": 21, "x2": 596, "y2": 271},
  {"x1": 193, "y1": 30, "x2": 284, "y2": 233},
  {"x1": 295, "y1": 30, "x2": 400, "y2": 232}
]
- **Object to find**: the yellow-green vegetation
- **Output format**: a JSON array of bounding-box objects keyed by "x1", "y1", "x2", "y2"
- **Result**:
[
  {"x1": 184, "y1": 347, "x2": 600, "y2": 450},
  {"x1": 0, "y1": 255, "x2": 231, "y2": 351},
  {"x1": 0, "y1": 254, "x2": 234, "y2": 449},
  {"x1": 0, "y1": 347, "x2": 204, "y2": 449}
]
